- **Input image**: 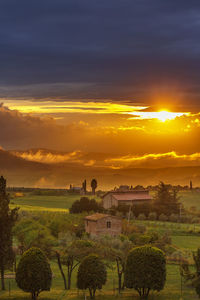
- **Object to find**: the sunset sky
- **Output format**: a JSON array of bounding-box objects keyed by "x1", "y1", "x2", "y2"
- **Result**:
[{"x1": 0, "y1": 1, "x2": 200, "y2": 187}]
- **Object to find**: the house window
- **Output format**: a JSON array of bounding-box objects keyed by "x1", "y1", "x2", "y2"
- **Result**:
[{"x1": 107, "y1": 221, "x2": 111, "y2": 228}]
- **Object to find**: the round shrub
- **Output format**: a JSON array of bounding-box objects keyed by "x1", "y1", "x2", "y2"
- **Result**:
[
  {"x1": 148, "y1": 212, "x2": 157, "y2": 221},
  {"x1": 159, "y1": 213, "x2": 168, "y2": 222},
  {"x1": 77, "y1": 254, "x2": 107, "y2": 299},
  {"x1": 125, "y1": 245, "x2": 166, "y2": 299},
  {"x1": 16, "y1": 247, "x2": 52, "y2": 300},
  {"x1": 137, "y1": 213, "x2": 146, "y2": 221},
  {"x1": 169, "y1": 213, "x2": 179, "y2": 223},
  {"x1": 191, "y1": 217, "x2": 200, "y2": 224}
]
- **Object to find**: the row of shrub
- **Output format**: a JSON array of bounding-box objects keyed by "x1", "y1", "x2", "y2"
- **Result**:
[
  {"x1": 16, "y1": 245, "x2": 166, "y2": 300},
  {"x1": 119, "y1": 211, "x2": 200, "y2": 224}
]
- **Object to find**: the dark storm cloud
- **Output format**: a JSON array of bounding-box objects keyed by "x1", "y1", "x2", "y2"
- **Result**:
[{"x1": 0, "y1": 0, "x2": 200, "y2": 103}]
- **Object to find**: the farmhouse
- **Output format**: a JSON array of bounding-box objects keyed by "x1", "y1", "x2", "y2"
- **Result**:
[
  {"x1": 102, "y1": 190, "x2": 152, "y2": 209},
  {"x1": 85, "y1": 213, "x2": 122, "y2": 236}
]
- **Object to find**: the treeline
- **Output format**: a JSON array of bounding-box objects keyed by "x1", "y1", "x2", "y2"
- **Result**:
[
  {"x1": 70, "y1": 197, "x2": 103, "y2": 214},
  {"x1": 70, "y1": 182, "x2": 181, "y2": 218}
]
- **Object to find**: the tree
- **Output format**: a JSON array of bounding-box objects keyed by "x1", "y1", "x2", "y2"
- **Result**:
[
  {"x1": 70, "y1": 197, "x2": 100, "y2": 214},
  {"x1": 190, "y1": 180, "x2": 193, "y2": 190},
  {"x1": 154, "y1": 182, "x2": 180, "y2": 216},
  {"x1": 96, "y1": 236, "x2": 133, "y2": 293},
  {"x1": 13, "y1": 218, "x2": 56, "y2": 257},
  {"x1": 82, "y1": 179, "x2": 87, "y2": 194},
  {"x1": 16, "y1": 247, "x2": 52, "y2": 300},
  {"x1": 0, "y1": 176, "x2": 18, "y2": 290},
  {"x1": 56, "y1": 239, "x2": 96, "y2": 290},
  {"x1": 125, "y1": 246, "x2": 166, "y2": 299},
  {"x1": 180, "y1": 248, "x2": 200, "y2": 298},
  {"x1": 91, "y1": 179, "x2": 97, "y2": 195},
  {"x1": 77, "y1": 254, "x2": 107, "y2": 299}
]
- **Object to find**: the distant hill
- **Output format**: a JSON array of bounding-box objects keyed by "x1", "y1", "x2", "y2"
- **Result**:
[{"x1": 0, "y1": 148, "x2": 199, "y2": 188}]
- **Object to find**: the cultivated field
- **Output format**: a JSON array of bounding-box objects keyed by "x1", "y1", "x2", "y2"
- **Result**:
[
  {"x1": 10, "y1": 193, "x2": 101, "y2": 212},
  {"x1": 10, "y1": 190, "x2": 200, "y2": 211}
]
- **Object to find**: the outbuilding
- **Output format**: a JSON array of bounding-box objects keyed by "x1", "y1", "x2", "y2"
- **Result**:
[
  {"x1": 85, "y1": 213, "x2": 122, "y2": 236},
  {"x1": 102, "y1": 190, "x2": 152, "y2": 209}
]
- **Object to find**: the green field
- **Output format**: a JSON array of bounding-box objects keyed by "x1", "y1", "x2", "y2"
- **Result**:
[
  {"x1": 10, "y1": 190, "x2": 200, "y2": 212},
  {"x1": 11, "y1": 193, "x2": 101, "y2": 212},
  {"x1": 179, "y1": 190, "x2": 200, "y2": 209}
]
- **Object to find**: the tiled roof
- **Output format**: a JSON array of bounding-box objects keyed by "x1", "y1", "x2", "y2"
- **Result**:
[
  {"x1": 112, "y1": 193, "x2": 152, "y2": 201},
  {"x1": 85, "y1": 213, "x2": 110, "y2": 221},
  {"x1": 102, "y1": 190, "x2": 149, "y2": 198},
  {"x1": 85, "y1": 213, "x2": 120, "y2": 221}
]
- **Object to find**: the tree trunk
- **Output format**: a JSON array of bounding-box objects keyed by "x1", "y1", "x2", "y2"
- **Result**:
[
  {"x1": 116, "y1": 258, "x2": 123, "y2": 293},
  {"x1": 0, "y1": 265, "x2": 5, "y2": 291},
  {"x1": 118, "y1": 272, "x2": 122, "y2": 293},
  {"x1": 89, "y1": 288, "x2": 96, "y2": 299},
  {"x1": 32, "y1": 291, "x2": 37, "y2": 300},
  {"x1": 140, "y1": 287, "x2": 150, "y2": 299},
  {"x1": 56, "y1": 252, "x2": 67, "y2": 290},
  {"x1": 89, "y1": 288, "x2": 93, "y2": 299},
  {"x1": 67, "y1": 268, "x2": 71, "y2": 290}
]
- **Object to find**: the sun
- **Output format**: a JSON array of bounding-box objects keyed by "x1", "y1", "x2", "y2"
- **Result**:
[
  {"x1": 156, "y1": 110, "x2": 174, "y2": 122},
  {"x1": 156, "y1": 110, "x2": 179, "y2": 122}
]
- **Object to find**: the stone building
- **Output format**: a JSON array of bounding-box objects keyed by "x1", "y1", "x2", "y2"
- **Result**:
[
  {"x1": 85, "y1": 213, "x2": 122, "y2": 236},
  {"x1": 102, "y1": 190, "x2": 152, "y2": 209}
]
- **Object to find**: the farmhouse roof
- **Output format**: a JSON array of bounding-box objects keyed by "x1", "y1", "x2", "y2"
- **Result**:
[
  {"x1": 112, "y1": 192, "x2": 152, "y2": 201},
  {"x1": 102, "y1": 190, "x2": 152, "y2": 199},
  {"x1": 85, "y1": 213, "x2": 120, "y2": 221}
]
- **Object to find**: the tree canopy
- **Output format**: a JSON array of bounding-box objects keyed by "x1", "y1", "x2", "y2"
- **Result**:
[
  {"x1": 91, "y1": 179, "x2": 97, "y2": 195},
  {"x1": 70, "y1": 197, "x2": 101, "y2": 214},
  {"x1": 77, "y1": 254, "x2": 107, "y2": 299},
  {"x1": 125, "y1": 245, "x2": 166, "y2": 299},
  {"x1": 154, "y1": 182, "x2": 180, "y2": 216},
  {"x1": 16, "y1": 247, "x2": 52, "y2": 300}
]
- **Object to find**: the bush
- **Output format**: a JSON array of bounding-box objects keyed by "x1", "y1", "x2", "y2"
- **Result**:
[
  {"x1": 191, "y1": 217, "x2": 200, "y2": 224},
  {"x1": 16, "y1": 247, "x2": 52, "y2": 300},
  {"x1": 159, "y1": 214, "x2": 168, "y2": 222},
  {"x1": 70, "y1": 197, "x2": 102, "y2": 214},
  {"x1": 122, "y1": 221, "x2": 146, "y2": 235},
  {"x1": 77, "y1": 254, "x2": 107, "y2": 299},
  {"x1": 148, "y1": 212, "x2": 157, "y2": 221},
  {"x1": 180, "y1": 214, "x2": 192, "y2": 223},
  {"x1": 169, "y1": 213, "x2": 179, "y2": 223},
  {"x1": 137, "y1": 234, "x2": 152, "y2": 245},
  {"x1": 125, "y1": 246, "x2": 166, "y2": 299},
  {"x1": 137, "y1": 213, "x2": 146, "y2": 221}
]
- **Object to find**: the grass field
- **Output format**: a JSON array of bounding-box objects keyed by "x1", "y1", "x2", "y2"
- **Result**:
[
  {"x1": 10, "y1": 193, "x2": 101, "y2": 211},
  {"x1": 10, "y1": 190, "x2": 200, "y2": 212},
  {"x1": 0, "y1": 263, "x2": 199, "y2": 300},
  {"x1": 179, "y1": 190, "x2": 200, "y2": 209}
]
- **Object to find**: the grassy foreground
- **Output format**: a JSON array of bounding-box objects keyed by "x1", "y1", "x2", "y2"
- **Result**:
[{"x1": 0, "y1": 263, "x2": 199, "y2": 300}]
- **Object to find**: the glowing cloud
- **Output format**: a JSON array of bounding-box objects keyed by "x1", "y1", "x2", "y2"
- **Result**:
[
  {"x1": 128, "y1": 110, "x2": 189, "y2": 121},
  {"x1": 5, "y1": 100, "x2": 148, "y2": 115}
]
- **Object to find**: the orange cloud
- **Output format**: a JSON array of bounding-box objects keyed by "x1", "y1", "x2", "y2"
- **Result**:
[
  {"x1": 105, "y1": 151, "x2": 200, "y2": 168},
  {"x1": 12, "y1": 149, "x2": 83, "y2": 164}
]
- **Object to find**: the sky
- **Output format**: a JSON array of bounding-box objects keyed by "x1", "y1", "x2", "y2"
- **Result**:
[{"x1": 0, "y1": 1, "x2": 200, "y2": 187}]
